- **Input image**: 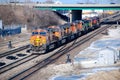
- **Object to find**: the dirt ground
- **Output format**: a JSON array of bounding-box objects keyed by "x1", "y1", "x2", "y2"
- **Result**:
[
  {"x1": 53, "y1": 27, "x2": 108, "y2": 65},
  {"x1": 86, "y1": 70, "x2": 120, "y2": 80},
  {"x1": 24, "y1": 25, "x2": 120, "y2": 80},
  {"x1": 1, "y1": 25, "x2": 120, "y2": 80},
  {"x1": 25, "y1": 25, "x2": 111, "y2": 80},
  {"x1": 0, "y1": 33, "x2": 30, "y2": 53}
]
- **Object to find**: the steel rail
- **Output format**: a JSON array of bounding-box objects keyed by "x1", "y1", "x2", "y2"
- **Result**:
[{"x1": 9, "y1": 25, "x2": 110, "y2": 80}]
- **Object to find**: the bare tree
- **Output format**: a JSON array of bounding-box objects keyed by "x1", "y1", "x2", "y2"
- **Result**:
[{"x1": 0, "y1": 5, "x2": 61, "y2": 30}]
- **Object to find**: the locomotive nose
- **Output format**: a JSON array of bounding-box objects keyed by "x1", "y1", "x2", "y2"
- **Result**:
[
  {"x1": 35, "y1": 36, "x2": 42, "y2": 46},
  {"x1": 55, "y1": 32, "x2": 60, "y2": 38},
  {"x1": 30, "y1": 36, "x2": 42, "y2": 46}
]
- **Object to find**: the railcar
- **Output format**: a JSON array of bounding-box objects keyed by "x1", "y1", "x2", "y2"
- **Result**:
[
  {"x1": 28, "y1": 29, "x2": 48, "y2": 53},
  {"x1": 47, "y1": 26, "x2": 62, "y2": 50},
  {"x1": 27, "y1": 17, "x2": 100, "y2": 54},
  {"x1": 59, "y1": 23, "x2": 71, "y2": 44},
  {"x1": 91, "y1": 17, "x2": 100, "y2": 29}
]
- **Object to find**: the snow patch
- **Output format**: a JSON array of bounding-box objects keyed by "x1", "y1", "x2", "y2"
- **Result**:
[
  {"x1": 90, "y1": 39, "x2": 120, "y2": 49},
  {"x1": 49, "y1": 26, "x2": 120, "y2": 80},
  {"x1": 53, "y1": 63, "x2": 74, "y2": 75},
  {"x1": 108, "y1": 27, "x2": 120, "y2": 38}
]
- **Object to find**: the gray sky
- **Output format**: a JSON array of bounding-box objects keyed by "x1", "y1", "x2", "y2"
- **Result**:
[
  {"x1": 0, "y1": 0, "x2": 120, "y2": 4},
  {"x1": 31, "y1": 0, "x2": 120, "y2": 4}
]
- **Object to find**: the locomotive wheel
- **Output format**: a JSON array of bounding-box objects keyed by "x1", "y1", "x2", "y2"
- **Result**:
[
  {"x1": 26, "y1": 49, "x2": 30, "y2": 53},
  {"x1": 78, "y1": 32, "x2": 81, "y2": 37}
]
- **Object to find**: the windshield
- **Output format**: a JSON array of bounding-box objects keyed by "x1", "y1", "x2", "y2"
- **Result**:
[
  {"x1": 48, "y1": 28, "x2": 59, "y2": 32},
  {"x1": 32, "y1": 32, "x2": 38, "y2": 35},
  {"x1": 39, "y1": 32, "x2": 46, "y2": 36}
]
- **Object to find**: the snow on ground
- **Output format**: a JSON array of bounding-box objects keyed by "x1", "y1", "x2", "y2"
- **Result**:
[
  {"x1": 90, "y1": 39, "x2": 120, "y2": 49},
  {"x1": 31, "y1": 25, "x2": 120, "y2": 80},
  {"x1": 86, "y1": 70, "x2": 120, "y2": 80},
  {"x1": 73, "y1": 25, "x2": 120, "y2": 68},
  {"x1": 108, "y1": 25, "x2": 120, "y2": 38},
  {"x1": 49, "y1": 65, "x2": 120, "y2": 80}
]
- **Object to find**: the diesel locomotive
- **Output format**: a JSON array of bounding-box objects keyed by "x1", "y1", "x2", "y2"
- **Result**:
[{"x1": 27, "y1": 17, "x2": 100, "y2": 54}]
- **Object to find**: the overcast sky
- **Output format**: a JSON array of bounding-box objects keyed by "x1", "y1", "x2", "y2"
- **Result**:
[
  {"x1": 0, "y1": 0, "x2": 120, "y2": 4},
  {"x1": 31, "y1": 0, "x2": 120, "y2": 4}
]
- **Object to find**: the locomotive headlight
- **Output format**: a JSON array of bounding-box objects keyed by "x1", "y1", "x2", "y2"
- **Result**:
[
  {"x1": 37, "y1": 36, "x2": 39, "y2": 38},
  {"x1": 30, "y1": 39, "x2": 34, "y2": 45},
  {"x1": 42, "y1": 39, "x2": 46, "y2": 44},
  {"x1": 39, "y1": 43, "x2": 42, "y2": 46}
]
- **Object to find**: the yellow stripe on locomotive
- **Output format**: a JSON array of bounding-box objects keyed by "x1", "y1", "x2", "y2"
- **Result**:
[{"x1": 30, "y1": 29, "x2": 47, "y2": 47}]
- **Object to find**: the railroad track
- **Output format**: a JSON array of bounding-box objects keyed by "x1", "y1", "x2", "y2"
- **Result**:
[
  {"x1": 0, "y1": 37, "x2": 30, "y2": 47},
  {"x1": 0, "y1": 45, "x2": 29, "y2": 58},
  {"x1": 0, "y1": 30, "x2": 75, "y2": 75},
  {"x1": 9, "y1": 25, "x2": 110, "y2": 80},
  {"x1": 0, "y1": 54, "x2": 36, "y2": 74},
  {"x1": 0, "y1": 42, "x2": 69, "y2": 74}
]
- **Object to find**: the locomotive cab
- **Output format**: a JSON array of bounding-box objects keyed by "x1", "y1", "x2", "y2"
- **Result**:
[
  {"x1": 75, "y1": 20, "x2": 84, "y2": 31},
  {"x1": 91, "y1": 17, "x2": 100, "y2": 28},
  {"x1": 68, "y1": 23, "x2": 77, "y2": 40},
  {"x1": 47, "y1": 26, "x2": 62, "y2": 42},
  {"x1": 60, "y1": 23, "x2": 71, "y2": 37},
  {"x1": 46, "y1": 26, "x2": 62, "y2": 50},
  {"x1": 82, "y1": 19, "x2": 93, "y2": 31},
  {"x1": 70, "y1": 23, "x2": 77, "y2": 34},
  {"x1": 74, "y1": 20, "x2": 84, "y2": 36},
  {"x1": 28, "y1": 29, "x2": 48, "y2": 54}
]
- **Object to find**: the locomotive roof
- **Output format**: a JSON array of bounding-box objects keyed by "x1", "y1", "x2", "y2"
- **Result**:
[
  {"x1": 73, "y1": 20, "x2": 83, "y2": 24},
  {"x1": 48, "y1": 26, "x2": 59, "y2": 29},
  {"x1": 32, "y1": 29, "x2": 47, "y2": 32},
  {"x1": 60, "y1": 23, "x2": 71, "y2": 28}
]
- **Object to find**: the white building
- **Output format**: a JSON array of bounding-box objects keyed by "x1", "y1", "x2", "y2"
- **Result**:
[
  {"x1": 54, "y1": 0, "x2": 62, "y2": 4},
  {"x1": 98, "y1": 47, "x2": 118, "y2": 65},
  {"x1": 0, "y1": 20, "x2": 2, "y2": 29}
]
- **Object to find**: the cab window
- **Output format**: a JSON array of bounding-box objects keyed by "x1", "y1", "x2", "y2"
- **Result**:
[
  {"x1": 32, "y1": 32, "x2": 38, "y2": 35},
  {"x1": 54, "y1": 28, "x2": 59, "y2": 32},
  {"x1": 47, "y1": 28, "x2": 53, "y2": 32},
  {"x1": 48, "y1": 28, "x2": 59, "y2": 32},
  {"x1": 39, "y1": 32, "x2": 46, "y2": 36}
]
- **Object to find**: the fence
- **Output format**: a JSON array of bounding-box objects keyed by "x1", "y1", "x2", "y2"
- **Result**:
[{"x1": 0, "y1": 25, "x2": 21, "y2": 37}]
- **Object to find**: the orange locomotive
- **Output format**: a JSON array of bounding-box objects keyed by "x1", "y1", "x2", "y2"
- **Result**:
[
  {"x1": 28, "y1": 26, "x2": 62, "y2": 53},
  {"x1": 28, "y1": 17, "x2": 100, "y2": 54},
  {"x1": 47, "y1": 26, "x2": 62, "y2": 42},
  {"x1": 29, "y1": 29, "x2": 48, "y2": 53},
  {"x1": 74, "y1": 20, "x2": 85, "y2": 36}
]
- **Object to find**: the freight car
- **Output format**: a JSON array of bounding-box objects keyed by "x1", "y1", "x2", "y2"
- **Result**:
[{"x1": 27, "y1": 17, "x2": 100, "y2": 54}]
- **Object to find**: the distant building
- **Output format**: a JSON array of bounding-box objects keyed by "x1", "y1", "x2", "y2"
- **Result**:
[
  {"x1": 0, "y1": 20, "x2": 2, "y2": 29},
  {"x1": 110, "y1": 2, "x2": 116, "y2": 4},
  {"x1": 44, "y1": 0, "x2": 54, "y2": 4},
  {"x1": 54, "y1": 1, "x2": 62, "y2": 4},
  {"x1": 98, "y1": 47, "x2": 118, "y2": 65}
]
